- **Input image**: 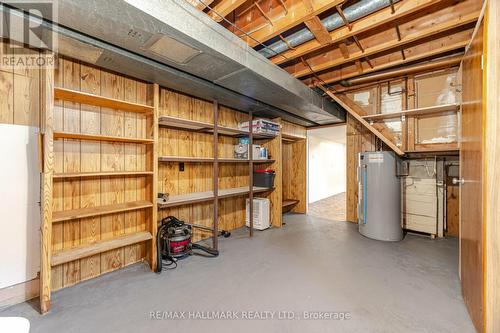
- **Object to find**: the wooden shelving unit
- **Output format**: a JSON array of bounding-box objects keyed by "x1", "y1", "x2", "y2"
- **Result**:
[
  {"x1": 53, "y1": 171, "x2": 154, "y2": 179},
  {"x1": 54, "y1": 87, "x2": 154, "y2": 113},
  {"x1": 159, "y1": 156, "x2": 275, "y2": 163},
  {"x1": 157, "y1": 98, "x2": 283, "y2": 245},
  {"x1": 52, "y1": 201, "x2": 153, "y2": 222},
  {"x1": 53, "y1": 132, "x2": 154, "y2": 144},
  {"x1": 158, "y1": 186, "x2": 274, "y2": 208},
  {"x1": 158, "y1": 115, "x2": 277, "y2": 139},
  {"x1": 361, "y1": 103, "x2": 459, "y2": 121},
  {"x1": 51, "y1": 231, "x2": 153, "y2": 266},
  {"x1": 40, "y1": 72, "x2": 159, "y2": 313}
]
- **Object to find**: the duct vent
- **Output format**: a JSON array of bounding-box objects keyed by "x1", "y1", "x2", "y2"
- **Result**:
[{"x1": 143, "y1": 34, "x2": 202, "y2": 64}]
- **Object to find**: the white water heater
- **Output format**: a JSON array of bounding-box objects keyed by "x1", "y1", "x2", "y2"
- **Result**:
[
  {"x1": 358, "y1": 151, "x2": 403, "y2": 241},
  {"x1": 245, "y1": 198, "x2": 270, "y2": 230}
]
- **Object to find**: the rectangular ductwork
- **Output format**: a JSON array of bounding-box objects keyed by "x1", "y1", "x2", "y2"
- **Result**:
[{"x1": 2, "y1": 0, "x2": 346, "y2": 126}]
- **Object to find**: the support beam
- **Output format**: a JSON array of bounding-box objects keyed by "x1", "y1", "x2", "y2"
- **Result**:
[
  {"x1": 40, "y1": 58, "x2": 54, "y2": 314},
  {"x1": 311, "y1": 39, "x2": 469, "y2": 85},
  {"x1": 245, "y1": 0, "x2": 344, "y2": 47},
  {"x1": 186, "y1": 0, "x2": 215, "y2": 10},
  {"x1": 272, "y1": 0, "x2": 445, "y2": 65},
  {"x1": 209, "y1": 0, "x2": 248, "y2": 22},
  {"x1": 304, "y1": 16, "x2": 332, "y2": 45},
  {"x1": 319, "y1": 86, "x2": 404, "y2": 156},
  {"x1": 338, "y1": 42, "x2": 349, "y2": 59},
  {"x1": 290, "y1": 12, "x2": 478, "y2": 78}
]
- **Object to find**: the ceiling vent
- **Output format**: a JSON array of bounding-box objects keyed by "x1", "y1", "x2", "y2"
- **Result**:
[{"x1": 143, "y1": 33, "x2": 202, "y2": 64}]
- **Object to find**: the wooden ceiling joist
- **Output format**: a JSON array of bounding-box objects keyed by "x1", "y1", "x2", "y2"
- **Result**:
[
  {"x1": 338, "y1": 41, "x2": 349, "y2": 59},
  {"x1": 290, "y1": 12, "x2": 479, "y2": 78},
  {"x1": 209, "y1": 0, "x2": 248, "y2": 22},
  {"x1": 309, "y1": 38, "x2": 469, "y2": 85},
  {"x1": 304, "y1": 16, "x2": 332, "y2": 45},
  {"x1": 186, "y1": 0, "x2": 215, "y2": 10},
  {"x1": 272, "y1": 0, "x2": 445, "y2": 65},
  {"x1": 245, "y1": 0, "x2": 344, "y2": 47},
  {"x1": 335, "y1": 4, "x2": 352, "y2": 31}
]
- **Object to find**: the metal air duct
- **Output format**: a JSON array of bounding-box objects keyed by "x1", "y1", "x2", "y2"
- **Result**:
[{"x1": 258, "y1": 0, "x2": 398, "y2": 59}]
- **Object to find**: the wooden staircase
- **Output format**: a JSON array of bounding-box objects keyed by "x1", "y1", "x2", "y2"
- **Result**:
[{"x1": 319, "y1": 86, "x2": 405, "y2": 156}]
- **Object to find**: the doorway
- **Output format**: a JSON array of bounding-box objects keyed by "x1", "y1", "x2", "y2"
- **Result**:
[{"x1": 307, "y1": 125, "x2": 347, "y2": 221}]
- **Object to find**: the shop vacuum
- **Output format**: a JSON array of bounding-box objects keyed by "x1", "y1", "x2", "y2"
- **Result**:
[{"x1": 156, "y1": 216, "x2": 226, "y2": 273}]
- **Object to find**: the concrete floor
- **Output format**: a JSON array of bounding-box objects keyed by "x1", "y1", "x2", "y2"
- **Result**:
[
  {"x1": 308, "y1": 192, "x2": 346, "y2": 221},
  {"x1": 1, "y1": 215, "x2": 474, "y2": 333}
]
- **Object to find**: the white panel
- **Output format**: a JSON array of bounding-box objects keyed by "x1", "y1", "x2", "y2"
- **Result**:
[{"x1": 0, "y1": 125, "x2": 40, "y2": 289}]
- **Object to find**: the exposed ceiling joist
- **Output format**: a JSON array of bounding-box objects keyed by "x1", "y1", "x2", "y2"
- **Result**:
[
  {"x1": 290, "y1": 12, "x2": 479, "y2": 78},
  {"x1": 209, "y1": 0, "x2": 248, "y2": 22},
  {"x1": 338, "y1": 42, "x2": 349, "y2": 59},
  {"x1": 304, "y1": 16, "x2": 332, "y2": 45},
  {"x1": 186, "y1": 0, "x2": 215, "y2": 10},
  {"x1": 244, "y1": 0, "x2": 344, "y2": 47},
  {"x1": 271, "y1": 0, "x2": 445, "y2": 65},
  {"x1": 309, "y1": 39, "x2": 468, "y2": 85}
]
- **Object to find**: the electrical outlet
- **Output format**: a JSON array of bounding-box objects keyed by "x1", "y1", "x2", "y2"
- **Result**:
[{"x1": 179, "y1": 162, "x2": 184, "y2": 172}]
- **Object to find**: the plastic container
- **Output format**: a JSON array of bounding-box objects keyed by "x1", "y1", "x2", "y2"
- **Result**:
[{"x1": 253, "y1": 169, "x2": 275, "y2": 188}]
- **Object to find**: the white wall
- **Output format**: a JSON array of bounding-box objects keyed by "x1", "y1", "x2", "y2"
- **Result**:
[
  {"x1": 308, "y1": 126, "x2": 346, "y2": 204},
  {"x1": 0, "y1": 125, "x2": 40, "y2": 289}
]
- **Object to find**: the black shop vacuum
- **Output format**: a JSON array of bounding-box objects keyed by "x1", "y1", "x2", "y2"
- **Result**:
[{"x1": 156, "y1": 216, "x2": 225, "y2": 273}]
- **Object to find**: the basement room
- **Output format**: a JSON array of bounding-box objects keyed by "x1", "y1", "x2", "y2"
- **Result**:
[{"x1": 0, "y1": 0, "x2": 498, "y2": 332}]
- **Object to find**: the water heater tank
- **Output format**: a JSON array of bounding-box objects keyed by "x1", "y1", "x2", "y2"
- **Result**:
[{"x1": 358, "y1": 151, "x2": 403, "y2": 241}]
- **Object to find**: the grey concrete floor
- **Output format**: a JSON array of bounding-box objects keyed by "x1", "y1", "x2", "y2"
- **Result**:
[{"x1": 1, "y1": 214, "x2": 474, "y2": 333}]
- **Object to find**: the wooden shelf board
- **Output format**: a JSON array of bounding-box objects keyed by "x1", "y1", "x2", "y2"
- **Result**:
[
  {"x1": 159, "y1": 156, "x2": 215, "y2": 163},
  {"x1": 54, "y1": 87, "x2": 154, "y2": 113},
  {"x1": 51, "y1": 231, "x2": 152, "y2": 266},
  {"x1": 158, "y1": 186, "x2": 274, "y2": 208},
  {"x1": 53, "y1": 132, "x2": 154, "y2": 144},
  {"x1": 53, "y1": 200, "x2": 153, "y2": 223},
  {"x1": 158, "y1": 115, "x2": 214, "y2": 131},
  {"x1": 362, "y1": 103, "x2": 459, "y2": 121},
  {"x1": 282, "y1": 199, "x2": 300, "y2": 208},
  {"x1": 282, "y1": 133, "x2": 306, "y2": 142},
  {"x1": 215, "y1": 125, "x2": 249, "y2": 137},
  {"x1": 157, "y1": 116, "x2": 277, "y2": 139},
  {"x1": 159, "y1": 156, "x2": 275, "y2": 163},
  {"x1": 53, "y1": 171, "x2": 153, "y2": 179}
]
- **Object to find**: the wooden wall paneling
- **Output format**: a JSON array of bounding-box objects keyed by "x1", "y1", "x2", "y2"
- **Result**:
[
  {"x1": 0, "y1": 41, "x2": 14, "y2": 124},
  {"x1": 99, "y1": 71, "x2": 125, "y2": 275},
  {"x1": 78, "y1": 64, "x2": 102, "y2": 281},
  {"x1": 484, "y1": 0, "x2": 500, "y2": 329},
  {"x1": 61, "y1": 59, "x2": 82, "y2": 287},
  {"x1": 460, "y1": 19, "x2": 484, "y2": 332},
  {"x1": 40, "y1": 54, "x2": 54, "y2": 314},
  {"x1": 147, "y1": 83, "x2": 158, "y2": 270},
  {"x1": 51, "y1": 58, "x2": 64, "y2": 291},
  {"x1": 13, "y1": 47, "x2": 39, "y2": 127},
  {"x1": 346, "y1": 114, "x2": 377, "y2": 222},
  {"x1": 446, "y1": 183, "x2": 459, "y2": 237},
  {"x1": 257, "y1": 119, "x2": 282, "y2": 227},
  {"x1": 291, "y1": 140, "x2": 307, "y2": 213},
  {"x1": 123, "y1": 77, "x2": 140, "y2": 267},
  {"x1": 135, "y1": 81, "x2": 148, "y2": 261}
]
